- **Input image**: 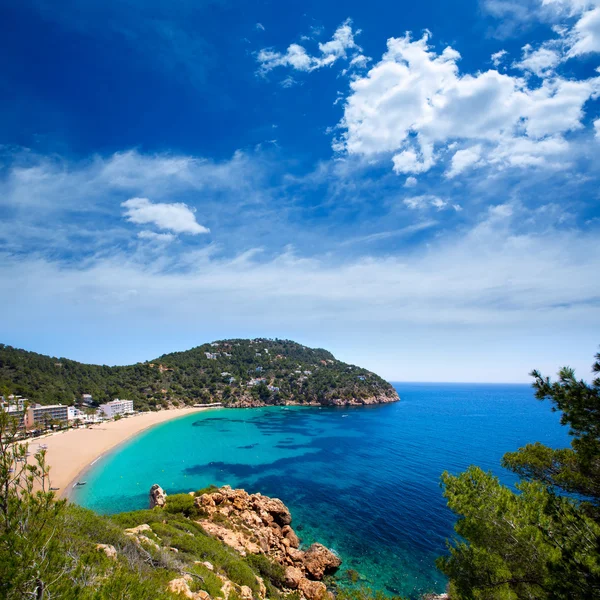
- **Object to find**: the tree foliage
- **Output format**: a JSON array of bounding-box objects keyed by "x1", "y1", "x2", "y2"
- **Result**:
[
  {"x1": 0, "y1": 409, "x2": 67, "y2": 599},
  {"x1": 0, "y1": 339, "x2": 397, "y2": 411},
  {"x1": 437, "y1": 350, "x2": 600, "y2": 599}
]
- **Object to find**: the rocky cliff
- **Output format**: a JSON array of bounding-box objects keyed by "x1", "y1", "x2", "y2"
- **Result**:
[{"x1": 143, "y1": 484, "x2": 341, "y2": 600}]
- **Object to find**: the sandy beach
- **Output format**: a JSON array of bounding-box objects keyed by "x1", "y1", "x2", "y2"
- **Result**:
[{"x1": 26, "y1": 407, "x2": 217, "y2": 498}]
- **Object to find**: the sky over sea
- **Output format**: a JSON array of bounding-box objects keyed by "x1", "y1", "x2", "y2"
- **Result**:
[{"x1": 1, "y1": 0, "x2": 599, "y2": 382}]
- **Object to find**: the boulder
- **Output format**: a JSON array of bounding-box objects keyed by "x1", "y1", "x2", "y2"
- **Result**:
[
  {"x1": 95, "y1": 544, "x2": 117, "y2": 560},
  {"x1": 168, "y1": 575, "x2": 213, "y2": 600},
  {"x1": 149, "y1": 484, "x2": 167, "y2": 509},
  {"x1": 302, "y1": 544, "x2": 341, "y2": 580},
  {"x1": 137, "y1": 534, "x2": 160, "y2": 550},
  {"x1": 284, "y1": 566, "x2": 303, "y2": 589},
  {"x1": 282, "y1": 525, "x2": 300, "y2": 548},
  {"x1": 168, "y1": 576, "x2": 194, "y2": 599},
  {"x1": 253, "y1": 496, "x2": 292, "y2": 526},
  {"x1": 124, "y1": 524, "x2": 152, "y2": 535},
  {"x1": 298, "y1": 578, "x2": 328, "y2": 600},
  {"x1": 287, "y1": 547, "x2": 305, "y2": 563},
  {"x1": 239, "y1": 585, "x2": 253, "y2": 600}
]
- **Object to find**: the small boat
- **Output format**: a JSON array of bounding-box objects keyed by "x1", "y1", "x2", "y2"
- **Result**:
[{"x1": 74, "y1": 481, "x2": 87, "y2": 487}]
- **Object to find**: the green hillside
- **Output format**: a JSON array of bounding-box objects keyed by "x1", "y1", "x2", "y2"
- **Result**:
[{"x1": 0, "y1": 339, "x2": 399, "y2": 411}]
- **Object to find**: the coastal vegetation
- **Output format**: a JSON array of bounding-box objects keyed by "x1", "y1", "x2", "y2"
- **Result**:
[
  {"x1": 3, "y1": 348, "x2": 599, "y2": 599},
  {"x1": 0, "y1": 339, "x2": 398, "y2": 411},
  {"x1": 438, "y1": 350, "x2": 600, "y2": 598}
]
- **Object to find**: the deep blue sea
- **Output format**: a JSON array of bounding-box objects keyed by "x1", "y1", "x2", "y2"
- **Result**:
[{"x1": 72, "y1": 383, "x2": 570, "y2": 598}]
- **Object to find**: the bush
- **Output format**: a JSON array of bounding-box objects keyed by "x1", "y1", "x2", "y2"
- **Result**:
[
  {"x1": 110, "y1": 508, "x2": 165, "y2": 528},
  {"x1": 194, "y1": 484, "x2": 219, "y2": 496},
  {"x1": 246, "y1": 553, "x2": 286, "y2": 587},
  {"x1": 164, "y1": 493, "x2": 200, "y2": 517}
]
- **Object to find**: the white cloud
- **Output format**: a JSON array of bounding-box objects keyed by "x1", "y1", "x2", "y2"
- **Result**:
[
  {"x1": 594, "y1": 117, "x2": 600, "y2": 137},
  {"x1": 335, "y1": 32, "x2": 600, "y2": 177},
  {"x1": 3, "y1": 207, "x2": 599, "y2": 342},
  {"x1": 568, "y1": 6, "x2": 600, "y2": 55},
  {"x1": 0, "y1": 149, "x2": 266, "y2": 212},
  {"x1": 256, "y1": 19, "x2": 364, "y2": 74},
  {"x1": 137, "y1": 230, "x2": 176, "y2": 243},
  {"x1": 392, "y1": 148, "x2": 434, "y2": 174},
  {"x1": 484, "y1": 0, "x2": 600, "y2": 57},
  {"x1": 255, "y1": 23, "x2": 265, "y2": 31},
  {"x1": 403, "y1": 194, "x2": 448, "y2": 210},
  {"x1": 404, "y1": 176, "x2": 418, "y2": 187},
  {"x1": 515, "y1": 43, "x2": 562, "y2": 75},
  {"x1": 121, "y1": 197, "x2": 210, "y2": 235},
  {"x1": 489, "y1": 203, "x2": 514, "y2": 218},
  {"x1": 446, "y1": 145, "x2": 483, "y2": 178},
  {"x1": 491, "y1": 49, "x2": 508, "y2": 66}
]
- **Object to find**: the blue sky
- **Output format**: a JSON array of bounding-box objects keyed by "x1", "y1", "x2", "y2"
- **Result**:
[{"x1": 1, "y1": 0, "x2": 599, "y2": 382}]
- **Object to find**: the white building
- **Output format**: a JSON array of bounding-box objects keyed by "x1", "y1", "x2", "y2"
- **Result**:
[
  {"x1": 99, "y1": 399, "x2": 134, "y2": 418},
  {"x1": 68, "y1": 406, "x2": 91, "y2": 422}
]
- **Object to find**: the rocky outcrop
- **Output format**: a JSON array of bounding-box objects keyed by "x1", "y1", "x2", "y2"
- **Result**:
[
  {"x1": 302, "y1": 544, "x2": 342, "y2": 580},
  {"x1": 298, "y1": 578, "x2": 328, "y2": 600},
  {"x1": 124, "y1": 523, "x2": 160, "y2": 550},
  {"x1": 149, "y1": 483, "x2": 167, "y2": 508},
  {"x1": 192, "y1": 486, "x2": 341, "y2": 598},
  {"x1": 95, "y1": 543, "x2": 117, "y2": 560},
  {"x1": 168, "y1": 575, "x2": 211, "y2": 600}
]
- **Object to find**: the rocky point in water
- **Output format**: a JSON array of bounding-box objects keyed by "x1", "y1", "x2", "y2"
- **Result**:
[{"x1": 147, "y1": 484, "x2": 341, "y2": 600}]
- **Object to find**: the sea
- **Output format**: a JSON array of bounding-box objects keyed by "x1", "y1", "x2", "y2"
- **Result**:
[{"x1": 72, "y1": 383, "x2": 571, "y2": 598}]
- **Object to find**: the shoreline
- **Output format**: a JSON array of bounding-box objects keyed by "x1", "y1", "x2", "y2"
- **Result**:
[{"x1": 28, "y1": 406, "x2": 220, "y2": 499}]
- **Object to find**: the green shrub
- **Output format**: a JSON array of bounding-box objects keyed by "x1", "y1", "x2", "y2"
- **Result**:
[
  {"x1": 164, "y1": 493, "x2": 200, "y2": 517},
  {"x1": 246, "y1": 553, "x2": 286, "y2": 587},
  {"x1": 110, "y1": 508, "x2": 165, "y2": 528},
  {"x1": 195, "y1": 484, "x2": 219, "y2": 496},
  {"x1": 188, "y1": 563, "x2": 224, "y2": 597}
]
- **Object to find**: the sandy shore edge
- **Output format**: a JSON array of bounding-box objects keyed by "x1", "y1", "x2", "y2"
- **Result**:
[{"x1": 26, "y1": 407, "x2": 220, "y2": 499}]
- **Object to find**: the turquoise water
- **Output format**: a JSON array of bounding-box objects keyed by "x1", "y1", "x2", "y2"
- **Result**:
[{"x1": 72, "y1": 383, "x2": 570, "y2": 598}]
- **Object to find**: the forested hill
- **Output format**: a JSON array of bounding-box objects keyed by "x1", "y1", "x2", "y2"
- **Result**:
[{"x1": 0, "y1": 339, "x2": 399, "y2": 410}]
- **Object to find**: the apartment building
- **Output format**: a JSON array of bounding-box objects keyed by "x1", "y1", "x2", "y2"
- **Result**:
[
  {"x1": 99, "y1": 399, "x2": 134, "y2": 419},
  {"x1": 24, "y1": 404, "x2": 69, "y2": 428}
]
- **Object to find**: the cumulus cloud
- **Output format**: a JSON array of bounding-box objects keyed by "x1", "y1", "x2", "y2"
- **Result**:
[
  {"x1": 121, "y1": 197, "x2": 209, "y2": 235},
  {"x1": 446, "y1": 145, "x2": 483, "y2": 178},
  {"x1": 594, "y1": 117, "x2": 600, "y2": 137},
  {"x1": 515, "y1": 43, "x2": 562, "y2": 75},
  {"x1": 491, "y1": 49, "x2": 509, "y2": 66},
  {"x1": 334, "y1": 32, "x2": 600, "y2": 177},
  {"x1": 567, "y1": 6, "x2": 600, "y2": 55},
  {"x1": 256, "y1": 19, "x2": 366, "y2": 74},
  {"x1": 404, "y1": 176, "x2": 418, "y2": 187}
]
